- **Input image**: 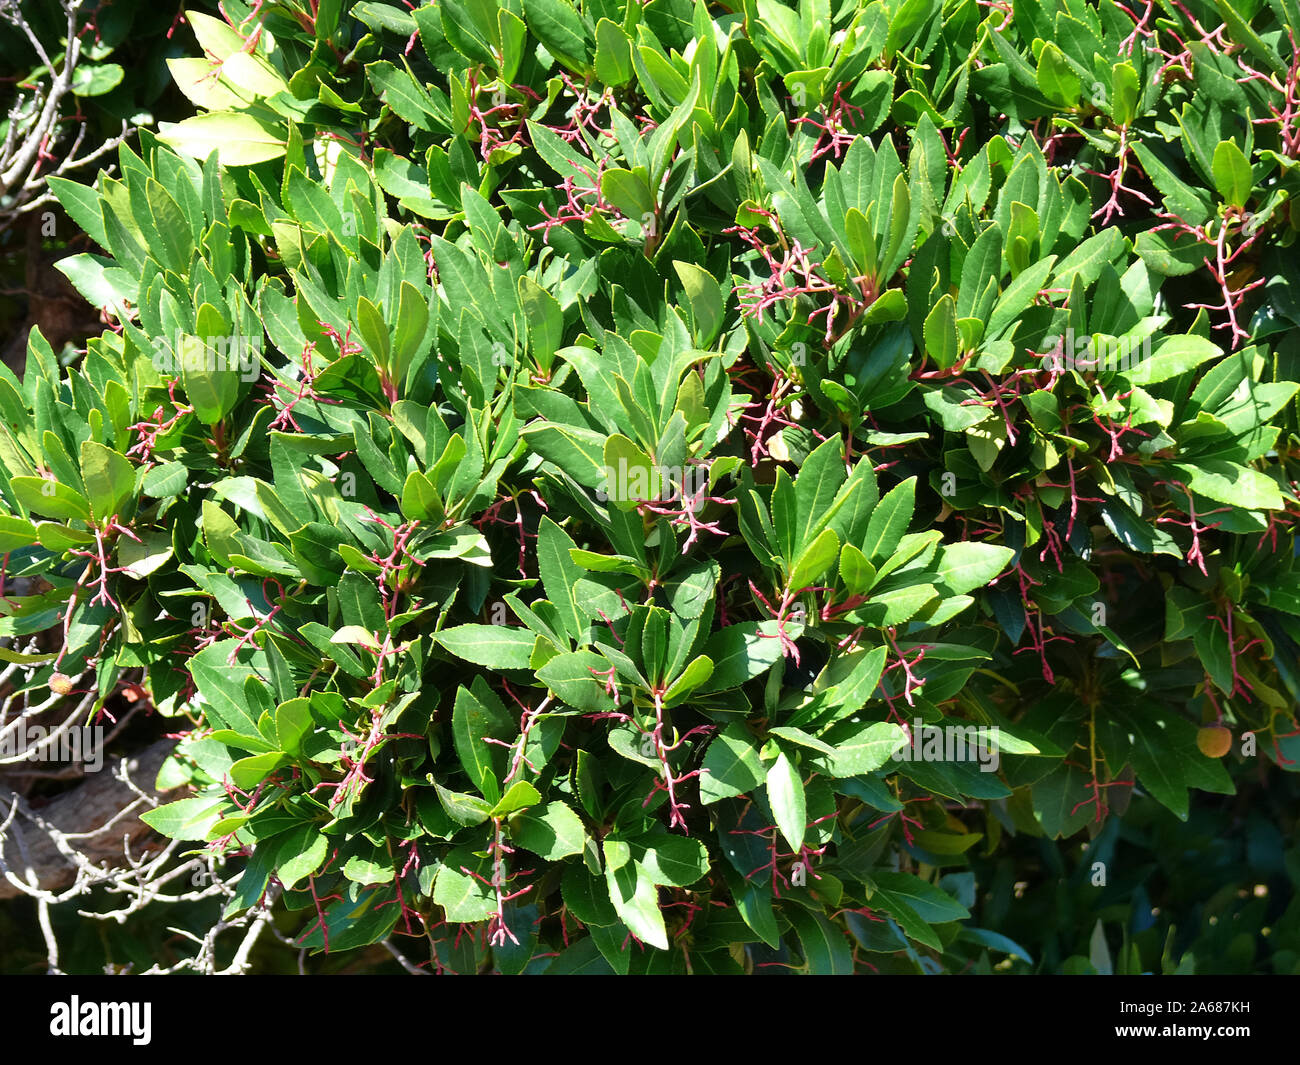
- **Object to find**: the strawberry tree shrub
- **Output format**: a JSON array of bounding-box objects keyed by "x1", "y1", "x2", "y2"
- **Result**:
[{"x1": 3, "y1": 0, "x2": 1300, "y2": 974}]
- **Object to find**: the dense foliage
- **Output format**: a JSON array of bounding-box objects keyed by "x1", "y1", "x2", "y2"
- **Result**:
[{"x1": 3, "y1": 0, "x2": 1300, "y2": 973}]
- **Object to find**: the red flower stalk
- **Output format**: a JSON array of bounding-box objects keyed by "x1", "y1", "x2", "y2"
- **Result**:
[
  {"x1": 1087, "y1": 123, "x2": 1154, "y2": 225},
  {"x1": 1152, "y1": 209, "x2": 1265, "y2": 349},
  {"x1": 635, "y1": 463, "x2": 735, "y2": 553},
  {"x1": 67, "y1": 516, "x2": 140, "y2": 611},
  {"x1": 527, "y1": 159, "x2": 613, "y2": 244},
  {"x1": 473, "y1": 491, "x2": 541, "y2": 577},
  {"x1": 127, "y1": 380, "x2": 194, "y2": 464},
  {"x1": 464, "y1": 72, "x2": 530, "y2": 162},
  {"x1": 1065, "y1": 759, "x2": 1135, "y2": 824},
  {"x1": 464, "y1": 818, "x2": 535, "y2": 947},
  {"x1": 310, "y1": 712, "x2": 421, "y2": 810},
  {"x1": 992, "y1": 562, "x2": 1074, "y2": 683},
  {"x1": 1038, "y1": 456, "x2": 1106, "y2": 562},
  {"x1": 748, "y1": 581, "x2": 806, "y2": 665},
  {"x1": 222, "y1": 580, "x2": 284, "y2": 664},
  {"x1": 553, "y1": 73, "x2": 614, "y2": 145},
  {"x1": 726, "y1": 223, "x2": 875, "y2": 344},
  {"x1": 1206, "y1": 607, "x2": 1265, "y2": 700},
  {"x1": 865, "y1": 796, "x2": 930, "y2": 846},
  {"x1": 730, "y1": 807, "x2": 835, "y2": 897},
  {"x1": 1238, "y1": 29, "x2": 1300, "y2": 159},
  {"x1": 644, "y1": 688, "x2": 712, "y2": 831},
  {"x1": 484, "y1": 690, "x2": 552, "y2": 784},
  {"x1": 359, "y1": 508, "x2": 425, "y2": 621},
  {"x1": 883, "y1": 627, "x2": 928, "y2": 709},
  {"x1": 298, "y1": 848, "x2": 342, "y2": 952},
  {"x1": 1115, "y1": 0, "x2": 1157, "y2": 56},
  {"x1": 1085, "y1": 385, "x2": 1152, "y2": 461},
  {"x1": 1271, "y1": 723, "x2": 1299, "y2": 767},
  {"x1": 1153, "y1": 479, "x2": 1228, "y2": 577},
  {"x1": 791, "y1": 83, "x2": 864, "y2": 162},
  {"x1": 262, "y1": 339, "x2": 342, "y2": 433},
  {"x1": 1256, "y1": 506, "x2": 1298, "y2": 553},
  {"x1": 728, "y1": 366, "x2": 803, "y2": 466},
  {"x1": 588, "y1": 664, "x2": 620, "y2": 701}
]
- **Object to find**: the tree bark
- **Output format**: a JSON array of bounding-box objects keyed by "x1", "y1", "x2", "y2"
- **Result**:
[{"x1": 0, "y1": 739, "x2": 179, "y2": 900}]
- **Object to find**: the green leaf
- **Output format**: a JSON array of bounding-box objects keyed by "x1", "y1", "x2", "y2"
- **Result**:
[
  {"x1": 867, "y1": 888, "x2": 940, "y2": 950},
  {"x1": 594, "y1": 18, "x2": 634, "y2": 86},
  {"x1": 11, "y1": 477, "x2": 91, "y2": 522},
  {"x1": 368, "y1": 61, "x2": 440, "y2": 132},
  {"x1": 600, "y1": 168, "x2": 656, "y2": 221},
  {"x1": 699, "y1": 723, "x2": 767, "y2": 803},
  {"x1": 525, "y1": 120, "x2": 595, "y2": 183},
  {"x1": 767, "y1": 751, "x2": 806, "y2": 852},
  {"x1": 1171, "y1": 459, "x2": 1285, "y2": 510},
  {"x1": 523, "y1": 0, "x2": 589, "y2": 64},
  {"x1": 433, "y1": 850, "x2": 497, "y2": 921},
  {"x1": 1107, "y1": 704, "x2": 1233, "y2": 820},
  {"x1": 119, "y1": 530, "x2": 173, "y2": 579},
  {"x1": 276, "y1": 828, "x2": 329, "y2": 890},
  {"x1": 79, "y1": 441, "x2": 134, "y2": 522},
  {"x1": 861, "y1": 477, "x2": 915, "y2": 562},
  {"x1": 230, "y1": 752, "x2": 289, "y2": 790},
  {"x1": 72, "y1": 62, "x2": 124, "y2": 97},
  {"x1": 518, "y1": 275, "x2": 563, "y2": 366},
  {"x1": 788, "y1": 526, "x2": 839, "y2": 591},
  {"x1": 536, "y1": 517, "x2": 586, "y2": 641},
  {"x1": 490, "y1": 779, "x2": 542, "y2": 817},
  {"x1": 812, "y1": 721, "x2": 909, "y2": 778},
  {"x1": 343, "y1": 856, "x2": 395, "y2": 885},
  {"x1": 438, "y1": 624, "x2": 536, "y2": 668},
  {"x1": 435, "y1": 782, "x2": 494, "y2": 826},
  {"x1": 935, "y1": 542, "x2": 1013, "y2": 595},
  {"x1": 793, "y1": 436, "x2": 849, "y2": 551},
  {"x1": 604, "y1": 854, "x2": 668, "y2": 949},
  {"x1": 601, "y1": 433, "x2": 658, "y2": 510},
  {"x1": 54, "y1": 253, "x2": 132, "y2": 311},
  {"x1": 536, "y1": 650, "x2": 618, "y2": 711},
  {"x1": 142, "y1": 461, "x2": 188, "y2": 498},
  {"x1": 924, "y1": 294, "x2": 960, "y2": 371},
  {"x1": 275, "y1": 698, "x2": 313, "y2": 757},
  {"x1": 787, "y1": 908, "x2": 854, "y2": 974},
  {"x1": 672, "y1": 260, "x2": 723, "y2": 344},
  {"x1": 356, "y1": 295, "x2": 391, "y2": 369},
  {"x1": 871, "y1": 871, "x2": 970, "y2": 923},
  {"x1": 1122, "y1": 334, "x2": 1221, "y2": 385},
  {"x1": 629, "y1": 833, "x2": 709, "y2": 887},
  {"x1": 391, "y1": 281, "x2": 430, "y2": 379},
  {"x1": 838, "y1": 543, "x2": 876, "y2": 594},
  {"x1": 139, "y1": 797, "x2": 225, "y2": 841},
  {"x1": 179, "y1": 333, "x2": 241, "y2": 425},
  {"x1": 0, "y1": 515, "x2": 37, "y2": 553},
  {"x1": 511, "y1": 801, "x2": 587, "y2": 859},
  {"x1": 158, "y1": 112, "x2": 286, "y2": 166},
  {"x1": 453, "y1": 680, "x2": 514, "y2": 793},
  {"x1": 696, "y1": 621, "x2": 801, "y2": 693},
  {"x1": 1211, "y1": 141, "x2": 1252, "y2": 209},
  {"x1": 662, "y1": 654, "x2": 713, "y2": 704},
  {"x1": 1036, "y1": 42, "x2": 1082, "y2": 107}
]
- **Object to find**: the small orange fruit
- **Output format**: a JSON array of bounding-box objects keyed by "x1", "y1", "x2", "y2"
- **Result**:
[
  {"x1": 1196, "y1": 725, "x2": 1232, "y2": 758},
  {"x1": 49, "y1": 672, "x2": 75, "y2": 695}
]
